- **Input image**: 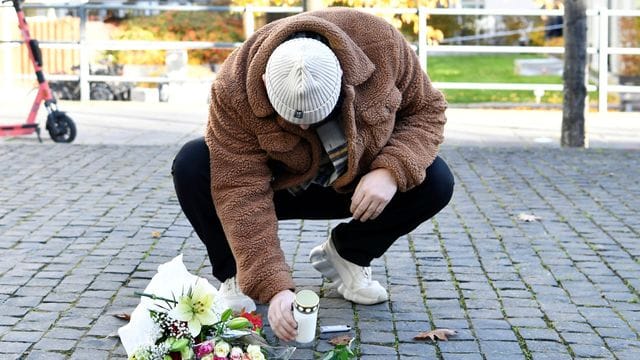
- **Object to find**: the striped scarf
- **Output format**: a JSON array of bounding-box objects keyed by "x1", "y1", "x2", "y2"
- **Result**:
[{"x1": 287, "y1": 117, "x2": 348, "y2": 195}]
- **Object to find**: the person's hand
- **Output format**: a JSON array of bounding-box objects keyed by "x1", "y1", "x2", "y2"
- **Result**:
[
  {"x1": 268, "y1": 290, "x2": 297, "y2": 341},
  {"x1": 350, "y1": 168, "x2": 397, "y2": 222}
]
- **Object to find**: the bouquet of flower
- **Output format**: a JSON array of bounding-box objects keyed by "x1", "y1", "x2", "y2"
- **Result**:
[{"x1": 118, "y1": 255, "x2": 296, "y2": 360}]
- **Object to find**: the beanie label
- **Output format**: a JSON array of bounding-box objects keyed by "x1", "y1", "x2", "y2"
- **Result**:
[{"x1": 294, "y1": 110, "x2": 304, "y2": 119}]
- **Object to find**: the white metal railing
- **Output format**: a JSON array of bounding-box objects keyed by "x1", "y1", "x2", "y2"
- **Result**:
[
  {"x1": 1, "y1": 3, "x2": 639, "y2": 111},
  {"x1": 595, "y1": 8, "x2": 640, "y2": 111},
  {"x1": 1, "y1": 3, "x2": 303, "y2": 100}
]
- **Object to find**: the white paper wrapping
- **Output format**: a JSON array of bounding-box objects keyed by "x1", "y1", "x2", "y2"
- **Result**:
[{"x1": 117, "y1": 254, "x2": 224, "y2": 356}]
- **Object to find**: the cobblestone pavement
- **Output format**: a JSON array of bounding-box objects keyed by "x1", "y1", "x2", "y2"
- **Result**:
[{"x1": 1, "y1": 142, "x2": 638, "y2": 360}]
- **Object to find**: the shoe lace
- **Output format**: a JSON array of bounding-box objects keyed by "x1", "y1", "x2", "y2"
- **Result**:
[
  {"x1": 361, "y1": 267, "x2": 372, "y2": 281},
  {"x1": 222, "y1": 277, "x2": 240, "y2": 295}
]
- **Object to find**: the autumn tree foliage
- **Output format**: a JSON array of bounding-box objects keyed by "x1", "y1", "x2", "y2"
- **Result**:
[
  {"x1": 109, "y1": 11, "x2": 244, "y2": 65},
  {"x1": 231, "y1": 0, "x2": 456, "y2": 44}
]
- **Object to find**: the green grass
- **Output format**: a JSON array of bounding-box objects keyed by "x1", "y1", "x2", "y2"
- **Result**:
[{"x1": 427, "y1": 54, "x2": 564, "y2": 104}]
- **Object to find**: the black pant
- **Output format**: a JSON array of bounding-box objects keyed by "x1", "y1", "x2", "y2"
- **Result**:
[{"x1": 172, "y1": 137, "x2": 454, "y2": 282}]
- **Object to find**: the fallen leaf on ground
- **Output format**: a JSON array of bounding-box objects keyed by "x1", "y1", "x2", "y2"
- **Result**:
[
  {"x1": 151, "y1": 231, "x2": 161, "y2": 238},
  {"x1": 414, "y1": 329, "x2": 457, "y2": 341},
  {"x1": 517, "y1": 213, "x2": 541, "y2": 222},
  {"x1": 113, "y1": 313, "x2": 131, "y2": 321},
  {"x1": 328, "y1": 335, "x2": 353, "y2": 346}
]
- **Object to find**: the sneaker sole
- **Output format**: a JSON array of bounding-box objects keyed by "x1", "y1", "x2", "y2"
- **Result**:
[
  {"x1": 309, "y1": 244, "x2": 342, "y2": 287},
  {"x1": 337, "y1": 283, "x2": 388, "y2": 305}
]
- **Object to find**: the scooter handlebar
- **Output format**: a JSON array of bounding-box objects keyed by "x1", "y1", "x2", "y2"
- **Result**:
[{"x1": 2, "y1": 0, "x2": 21, "y2": 12}]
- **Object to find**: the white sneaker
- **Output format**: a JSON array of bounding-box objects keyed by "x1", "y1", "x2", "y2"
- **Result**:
[
  {"x1": 218, "y1": 276, "x2": 256, "y2": 313},
  {"x1": 309, "y1": 237, "x2": 389, "y2": 305}
]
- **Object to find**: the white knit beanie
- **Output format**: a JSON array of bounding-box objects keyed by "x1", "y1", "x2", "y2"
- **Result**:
[{"x1": 265, "y1": 37, "x2": 343, "y2": 125}]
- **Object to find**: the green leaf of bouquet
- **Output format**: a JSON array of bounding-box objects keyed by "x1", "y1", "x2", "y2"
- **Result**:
[
  {"x1": 220, "y1": 308, "x2": 233, "y2": 322},
  {"x1": 321, "y1": 350, "x2": 335, "y2": 360},
  {"x1": 341, "y1": 349, "x2": 356, "y2": 360},
  {"x1": 169, "y1": 337, "x2": 189, "y2": 351},
  {"x1": 180, "y1": 346, "x2": 194, "y2": 360},
  {"x1": 227, "y1": 317, "x2": 252, "y2": 330}
]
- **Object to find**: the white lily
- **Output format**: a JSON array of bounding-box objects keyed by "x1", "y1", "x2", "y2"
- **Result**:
[{"x1": 169, "y1": 282, "x2": 218, "y2": 336}]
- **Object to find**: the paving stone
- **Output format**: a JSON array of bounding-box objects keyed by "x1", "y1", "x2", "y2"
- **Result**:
[
  {"x1": 484, "y1": 353, "x2": 526, "y2": 360},
  {"x1": 530, "y1": 351, "x2": 573, "y2": 360},
  {"x1": 0, "y1": 341, "x2": 32, "y2": 354},
  {"x1": 32, "y1": 338, "x2": 76, "y2": 351},
  {"x1": 14, "y1": 287, "x2": 52, "y2": 297},
  {"x1": 442, "y1": 353, "x2": 484, "y2": 360},
  {"x1": 359, "y1": 331, "x2": 395, "y2": 344},
  {"x1": 56, "y1": 316, "x2": 93, "y2": 329},
  {"x1": 605, "y1": 337, "x2": 640, "y2": 353},
  {"x1": 46, "y1": 328, "x2": 86, "y2": 340},
  {"x1": 359, "y1": 344, "x2": 397, "y2": 355},
  {"x1": 517, "y1": 328, "x2": 561, "y2": 341},
  {"x1": 553, "y1": 321, "x2": 594, "y2": 333},
  {"x1": 508, "y1": 317, "x2": 548, "y2": 328},
  {"x1": 0, "y1": 317, "x2": 20, "y2": 326},
  {"x1": 615, "y1": 349, "x2": 640, "y2": 360},
  {"x1": 503, "y1": 307, "x2": 544, "y2": 318},
  {"x1": 438, "y1": 340, "x2": 481, "y2": 353},
  {"x1": 471, "y1": 319, "x2": 511, "y2": 329},
  {"x1": 1, "y1": 330, "x2": 44, "y2": 343},
  {"x1": 22, "y1": 312, "x2": 59, "y2": 323},
  {"x1": 75, "y1": 297, "x2": 111, "y2": 309},
  {"x1": 13, "y1": 321, "x2": 54, "y2": 332},
  {"x1": 570, "y1": 343, "x2": 615, "y2": 358},
  {"x1": 0, "y1": 306, "x2": 30, "y2": 317},
  {"x1": 76, "y1": 336, "x2": 119, "y2": 351},
  {"x1": 25, "y1": 350, "x2": 67, "y2": 360},
  {"x1": 475, "y1": 329, "x2": 518, "y2": 342},
  {"x1": 596, "y1": 326, "x2": 637, "y2": 339},
  {"x1": 479, "y1": 340, "x2": 524, "y2": 355}
]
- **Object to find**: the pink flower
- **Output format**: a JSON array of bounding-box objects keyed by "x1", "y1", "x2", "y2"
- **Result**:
[
  {"x1": 195, "y1": 340, "x2": 214, "y2": 358},
  {"x1": 230, "y1": 347, "x2": 243, "y2": 360}
]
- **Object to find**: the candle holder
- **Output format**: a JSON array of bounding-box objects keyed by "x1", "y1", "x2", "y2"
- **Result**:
[{"x1": 293, "y1": 289, "x2": 319, "y2": 343}]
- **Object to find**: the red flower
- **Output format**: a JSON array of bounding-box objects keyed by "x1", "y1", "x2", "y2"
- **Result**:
[{"x1": 239, "y1": 310, "x2": 263, "y2": 331}]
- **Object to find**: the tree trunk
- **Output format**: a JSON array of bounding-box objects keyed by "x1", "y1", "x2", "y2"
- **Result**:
[{"x1": 562, "y1": 0, "x2": 588, "y2": 147}]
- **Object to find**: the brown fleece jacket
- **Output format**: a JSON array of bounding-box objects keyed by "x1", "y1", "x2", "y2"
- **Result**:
[{"x1": 205, "y1": 8, "x2": 447, "y2": 303}]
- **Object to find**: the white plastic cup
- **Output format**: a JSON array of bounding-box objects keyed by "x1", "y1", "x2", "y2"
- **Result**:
[{"x1": 292, "y1": 289, "x2": 319, "y2": 343}]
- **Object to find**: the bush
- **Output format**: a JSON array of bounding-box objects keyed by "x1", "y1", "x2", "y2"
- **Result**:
[
  {"x1": 619, "y1": 16, "x2": 640, "y2": 76},
  {"x1": 428, "y1": 14, "x2": 461, "y2": 41},
  {"x1": 107, "y1": 11, "x2": 245, "y2": 66}
]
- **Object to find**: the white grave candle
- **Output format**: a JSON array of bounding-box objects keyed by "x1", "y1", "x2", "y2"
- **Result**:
[{"x1": 293, "y1": 289, "x2": 319, "y2": 343}]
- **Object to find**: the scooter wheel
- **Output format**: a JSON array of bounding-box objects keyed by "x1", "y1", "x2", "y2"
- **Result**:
[{"x1": 47, "y1": 111, "x2": 77, "y2": 143}]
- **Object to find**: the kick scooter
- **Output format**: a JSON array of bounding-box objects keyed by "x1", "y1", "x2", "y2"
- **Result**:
[{"x1": 0, "y1": 0, "x2": 76, "y2": 143}]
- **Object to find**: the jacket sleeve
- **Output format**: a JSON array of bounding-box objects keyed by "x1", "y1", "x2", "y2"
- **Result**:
[
  {"x1": 205, "y1": 82, "x2": 295, "y2": 304},
  {"x1": 370, "y1": 31, "x2": 447, "y2": 192}
]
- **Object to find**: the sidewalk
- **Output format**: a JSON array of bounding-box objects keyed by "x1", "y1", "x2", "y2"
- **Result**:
[
  {"x1": 0, "y1": 103, "x2": 639, "y2": 359},
  {"x1": 2, "y1": 101, "x2": 639, "y2": 148}
]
